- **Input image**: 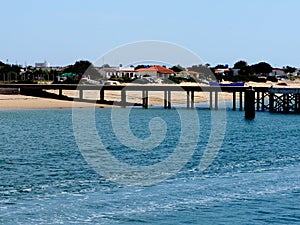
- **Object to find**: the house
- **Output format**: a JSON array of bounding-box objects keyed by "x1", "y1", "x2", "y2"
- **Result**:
[
  {"x1": 271, "y1": 68, "x2": 286, "y2": 76},
  {"x1": 214, "y1": 68, "x2": 232, "y2": 76},
  {"x1": 177, "y1": 70, "x2": 202, "y2": 78},
  {"x1": 119, "y1": 66, "x2": 136, "y2": 78},
  {"x1": 135, "y1": 65, "x2": 174, "y2": 79},
  {"x1": 97, "y1": 66, "x2": 136, "y2": 79},
  {"x1": 35, "y1": 61, "x2": 50, "y2": 69},
  {"x1": 98, "y1": 67, "x2": 118, "y2": 79},
  {"x1": 293, "y1": 69, "x2": 300, "y2": 76}
]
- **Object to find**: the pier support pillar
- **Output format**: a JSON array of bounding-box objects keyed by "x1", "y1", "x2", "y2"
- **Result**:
[
  {"x1": 100, "y1": 89, "x2": 105, "y2": 102},
  {"x1": 186, "y1": 91, "x2": 194, "y2": 109},
  {"x1": 167, "y1": 91, "x2": 171, "y2": 109},
  {"x1": 121, "y1": 89, "x2": 126, "y2": 108},
  {"x1": 245, "y1": 87, "x2": 255, "y2": 120},
  {"x1": 79, "y1": 89, "x2": 83, "y2": 100},
  {"x1": 283, "y1": 94, "x2": 289, "y2": 113},
  {"x1": 232, "y1": 92, "x2": 236, "y2": 111},
  {"x1": 164, "y1": 90, "x2": 171, "y2": 109},
  {"x1": 209, "y1": 91, "x2": 213, "y2": 110},
  {"x1": 297, "y1": 94, "x2": 300, "y2": 113},
  {"x1": 164, "y1": 91, "x2": 168, "y2": 109},
  {"x1": 269, "y1": 93, "x2": 274, "y2": 113},
  {"x1": 59, "y1": 89, "x2": 62, "y2": 96},
  {"x1": 142, "y1": 90, "x2": 148, "y2": 109},
  {"x1": 295, "y1": 94, "x2": 300, "y2": 113},
  {"x1": 215, "y1": 92, "x2": 218, "y2": 110},
  {"x1": 239, "y1": 92, "x2": 243, "y2": 111},
  {"x1": 186, "y1": 91, "x2": 190, "y2": 109},
  {"x1": 256, "y1": 92, "x2": 260, "y2": 111},
  {"x1": 262, "y1": 92, "x2": 265, "y2": 111},
  {"x1": 191, "y1": 91, "x2": 194, "y2": 109}
]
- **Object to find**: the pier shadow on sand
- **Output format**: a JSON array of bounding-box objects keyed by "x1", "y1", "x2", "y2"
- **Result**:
[{"x1": 19, "y1": 89, "x2": 143, "y2": 107}]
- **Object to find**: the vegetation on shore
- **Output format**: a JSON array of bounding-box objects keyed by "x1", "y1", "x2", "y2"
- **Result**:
[{"x1": 0, "y1": 59, "x2": 298, "y2": 84}]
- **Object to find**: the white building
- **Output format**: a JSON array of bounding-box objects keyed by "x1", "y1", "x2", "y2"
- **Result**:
[
  {"x1": 118, "y1": 66, "x2": 136, "y2": 78},
  {"x1": 270, "y1": 68, "x2": 286, "y2": 76},
  {"x1": 35, "y1": 61, "x2": 50, "y2": 68}
]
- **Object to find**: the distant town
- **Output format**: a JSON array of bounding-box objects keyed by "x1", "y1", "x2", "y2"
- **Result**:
[{"x1": 0, "y1": 59, "x2": 299, "y2": 85}]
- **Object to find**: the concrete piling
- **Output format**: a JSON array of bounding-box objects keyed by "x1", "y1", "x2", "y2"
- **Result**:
[{"x1": 244, "y1": 87, "x2": 255, "y2": 120}]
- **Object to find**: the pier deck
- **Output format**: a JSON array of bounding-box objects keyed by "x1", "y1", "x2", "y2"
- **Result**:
[{"x1": 0, "y1": 84, "x2": 298, "y2": 113}]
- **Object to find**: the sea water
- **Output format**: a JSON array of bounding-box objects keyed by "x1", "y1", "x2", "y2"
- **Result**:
[{"x1": 0, "y1": 108, "x2": 299, "y2": 224}]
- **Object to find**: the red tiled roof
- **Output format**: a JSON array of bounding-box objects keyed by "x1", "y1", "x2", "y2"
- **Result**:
[
  {"x1": 272, "y1": 68, "x2": 284, "y2": 71},
  {"x1": 214, "y1": 68, "x2": 230, "y2": 74},
  {"x1": 136, "y1": 65, "x2": 174, "y2": 74}
]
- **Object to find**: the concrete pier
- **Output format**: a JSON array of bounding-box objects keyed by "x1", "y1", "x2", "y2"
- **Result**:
[{"x1": 2, "y1": 84, "x2": 300, "y2": 114}]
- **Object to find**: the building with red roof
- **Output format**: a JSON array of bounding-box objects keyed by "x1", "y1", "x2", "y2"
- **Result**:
[
  {"x1": 135, "y1": 65, "x2": 174, "y2": 79},
  {"x1": 271, "y1": 68, "x2": 286, "y2": 76}
]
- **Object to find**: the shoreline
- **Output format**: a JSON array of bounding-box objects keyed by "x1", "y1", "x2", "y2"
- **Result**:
[
  {"x1": 0, "y1": 91, "x2": 233, "y2": 110},
  {"x1": 0, "y1": 92, "x2": 106, "y2": 109}
]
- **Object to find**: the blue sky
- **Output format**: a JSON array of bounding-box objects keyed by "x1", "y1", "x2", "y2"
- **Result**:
[{"x1": 1, "y1": 0, "x2": 299, "y2": 67}]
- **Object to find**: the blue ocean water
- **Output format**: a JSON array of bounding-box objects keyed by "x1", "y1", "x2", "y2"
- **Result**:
[{"x1": 0, "y1": 108, "x2": 300, "y2": 224}]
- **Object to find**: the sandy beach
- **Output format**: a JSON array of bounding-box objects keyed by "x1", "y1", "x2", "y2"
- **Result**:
[
  {"x1": 1, "y1": 81, "x2": 299, "y2": 109},
  {"x1": 0, "y1": 87, "x2": 227, "y2": 109},
  {"x1": 0, "y1": 94, "x2": 103, "y2": 109}
]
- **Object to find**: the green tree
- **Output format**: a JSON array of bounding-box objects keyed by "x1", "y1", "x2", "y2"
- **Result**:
[
  {"x1": 135, "y1": 65, "x2": 151, "y2": 70},
  {"x1": 233, "y1": 60, "x2": 247, "y2": 69},
  {"x1": 63, "y1": 60, "x2": 101, "y2": 81},
  {"x1": 283, "y1": 66, "x2": 296, "y2": 74},
  {"x1": 214, "y1": 64, "x2": 228, "y2": 69},
  {"x1": 49, "y1": 69, "x2": 59, "y2": 81},
  {"x1": 0, "y1": 61, "x2": 6, "y2": 67},
  {"x1": 238, "y1": 66, "x2": 253, "y2": 76},
  {"x1": 187, "y1": 64, "x2": 214, "y2": 79},
  {"x1": 0, "y1": 64, "x2": 22, "y2": 83},
  {"x1": 170, "y1": 65, "x2": 185, "y2": 72},
  {"x1": 251, "y1": 62, "x2": 273, "y2": 75},
  {"x1": 63, "y1": 60, "x2": 92, "y2": 76},
  {"x1": 102, "y1": 64, "x2": 111, "y2": 68}
]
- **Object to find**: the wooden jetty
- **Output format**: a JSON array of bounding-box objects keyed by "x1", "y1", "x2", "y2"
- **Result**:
[
  {"x1": 268, "y1": 88, "x2": 300, "y2": 113},
  {"x1": 0, "y1": 84, "x2": 299, "y2": 114}
]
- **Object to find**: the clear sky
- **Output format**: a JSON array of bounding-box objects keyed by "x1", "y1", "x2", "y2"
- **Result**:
[{"x1": 1, "y1": 0, "x2": 299, "y2": 68}]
